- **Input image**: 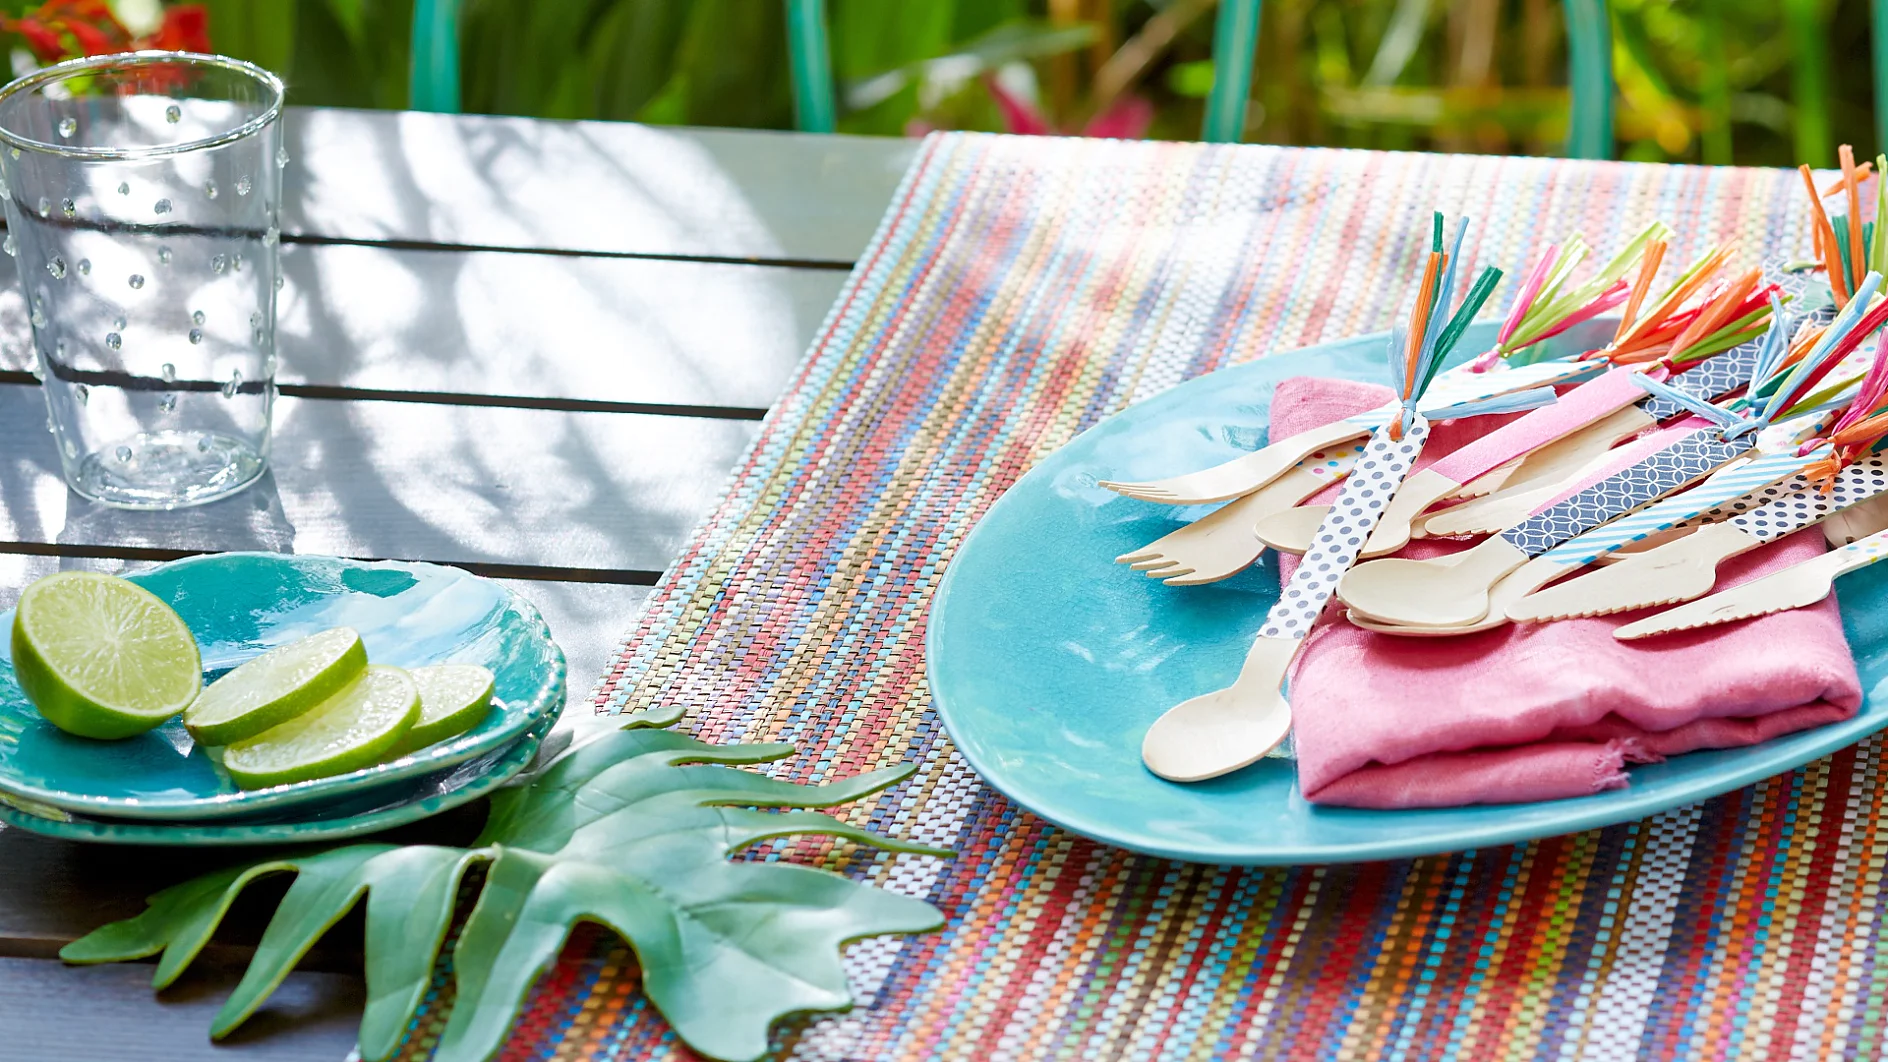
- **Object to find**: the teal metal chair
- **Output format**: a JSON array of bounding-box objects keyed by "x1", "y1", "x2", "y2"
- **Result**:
[
  {"x1": 785, "y1": 0, "x2": 1612, "y2": 157},
  {"x1": 410, "y1": 0, "x2": 463, "y2": 114},
  {"x1": 408, "y1": 0, "x2": 1614, "y2": 160}
]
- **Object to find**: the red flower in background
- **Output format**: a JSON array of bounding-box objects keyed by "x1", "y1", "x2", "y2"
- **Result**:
[
  {"x1": 138, "y1": 5, "x2": 209, "y2": 53},
  {"x1": 982, "y1": 74, "x2": 1154, "y2": 140},
  {"x1": 3, "y1": 1, "x2": 211, "y2": 65}
]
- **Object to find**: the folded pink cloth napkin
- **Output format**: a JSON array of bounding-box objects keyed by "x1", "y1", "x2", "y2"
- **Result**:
[{"x1": 1268, "y1": 375, "x2": 1863, "y2": 809}]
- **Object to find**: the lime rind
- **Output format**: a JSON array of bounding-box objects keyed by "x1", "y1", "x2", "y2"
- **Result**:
[
  {"x1": 223, "y1": 665, "x2": 421, "y2": 789},
  {"x1": 390, "y1": 664, "x2": 496, "y2": 758},
  {"x1": 185, "y1": 627, "x2": 367, "y2": 745},
  {"x1": 12, "y1": 572, "x2": 201, "y2": 740}
]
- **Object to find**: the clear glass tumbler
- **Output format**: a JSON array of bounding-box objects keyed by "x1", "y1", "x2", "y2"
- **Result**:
[{"x1": 0, "y1": 52, "x2": 285, "y2": 509}]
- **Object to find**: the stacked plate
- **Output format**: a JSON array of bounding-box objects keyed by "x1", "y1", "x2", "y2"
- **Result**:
[{"x1": 0, "y1": 553, "x2": 566, "y2": 845}]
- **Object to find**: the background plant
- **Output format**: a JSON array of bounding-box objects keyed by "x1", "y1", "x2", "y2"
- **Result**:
[{"x1": 9, "y1": 2, "x2": 1878, "y2": 172}]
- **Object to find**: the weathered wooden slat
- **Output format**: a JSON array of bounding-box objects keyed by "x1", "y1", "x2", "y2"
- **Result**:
[
  {"x1": 0, "y1": 384, "x2": 753, "y2": 574},
  {"x1": 0, "y1": 243, "x2": 841, "y2": 412},
  {"x1": 282, "y1": 107, "x2": 916, "y2": 264},
  {"x1": 1, "y1": 956, "x2": 364, "y2": 1061}
]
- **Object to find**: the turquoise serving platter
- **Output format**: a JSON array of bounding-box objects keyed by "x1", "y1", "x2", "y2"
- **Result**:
[
  {"x1": 0, "y1": 716, "x2": 550, "y2": 845},
  {"x1": 0, "y1": 552, "x2": 566, "y2": 820},
  {"x1": 928, "y1": 318, "x2": 1888, "y2": 865}
]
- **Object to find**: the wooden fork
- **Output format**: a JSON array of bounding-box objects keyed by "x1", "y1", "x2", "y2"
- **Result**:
[{"x1": 1116, "y1": 446, "x2": 1361, "y2": 585}]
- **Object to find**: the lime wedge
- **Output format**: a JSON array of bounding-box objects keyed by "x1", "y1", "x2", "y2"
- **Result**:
[
  {"x1": 184, "y1": 627, "x2": 368, "y2": 745},
  {"x1": 223, "y1": 665, "x2": 420, "y2": 789},
  {"x1": 388, "y1": 664, "x2": 495, "y2": 758},
  {"x1": 11, "y1": 572, "x2": 201, "y2": 739}
]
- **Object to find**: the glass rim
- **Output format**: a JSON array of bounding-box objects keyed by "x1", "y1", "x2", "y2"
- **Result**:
[{"x1": 0, "y1": 51, "x2": 285, "y2": 161}]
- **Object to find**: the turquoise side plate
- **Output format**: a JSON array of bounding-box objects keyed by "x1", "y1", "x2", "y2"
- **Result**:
[
  {"x1": 928, "y1": 319, "x2": 1888, "y2": 865},
  {"x1": 0, "y1": 553, "x2": 566, "y2": 820},
  {"x1": 0, "y1": 718, "x2": 548, "y2": 845}
]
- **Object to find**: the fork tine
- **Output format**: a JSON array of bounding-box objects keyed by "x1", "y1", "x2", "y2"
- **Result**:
[
  {"x1": 1164, "y1": 567, "x2": 1235, "y2": 586},
  {"x1": 1148, "y1": 565, "x2": 1193, "y2": 579},
  {"x1": 1128, "y1": 557, "x2": 1174, "y2": 571}
]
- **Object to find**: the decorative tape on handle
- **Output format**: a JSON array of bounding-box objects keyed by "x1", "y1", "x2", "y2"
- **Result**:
[
  {"x1": 1640, "y1": 336, "x2": 1766, "y2": 421},
  {"x1": 1498, "y1": 431, "x2": 1750, "y2": 558},
  {"x1": 1833, "y1": 527, "x2": 1888, "y2": 569},
  {"x1": 1339, "y1": 359, "x2": 1603, "y2": 429},
  {"x1": 1259, "y1": 417, "x2": 1430, "y2": 640},
  {"x1": 1638, "y1": 304, "x2": 1836, "y2": 422},
  {"x1": 1728, "y1": 458, "x2": 1888, "y2": 543},
  {"x1": 1534, "y1": 447, "x2": 1828, "y2": 564}
]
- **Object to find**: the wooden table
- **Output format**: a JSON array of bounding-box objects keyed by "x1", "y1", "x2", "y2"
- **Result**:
[{"x1": 0, "y1": 106, "x2": 917, "y2": 1060}]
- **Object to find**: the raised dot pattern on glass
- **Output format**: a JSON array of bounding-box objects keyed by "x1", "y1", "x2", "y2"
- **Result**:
[{"x1": 1259, "y1": 416, "x2": 1430, "y2": 641}]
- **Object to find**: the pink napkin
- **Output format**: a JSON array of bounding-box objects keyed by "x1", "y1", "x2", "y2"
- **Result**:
[{"x1": 1268, "y1": 376, "x2": 1863, "y2": 809}]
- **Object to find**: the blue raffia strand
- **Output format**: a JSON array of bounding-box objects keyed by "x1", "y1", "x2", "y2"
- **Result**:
[
  {"x1": 1627, "y1": 373, "x2": 1752, "y2": 431},
  {"x1": 1386, "y1": 325, "x2": 1409, "y2": 405},
  {"x1": 1416, "y1": 218, "x2": 1470, "y2": 373},
  {"x1": 1425, "y1": 386, "x2": 1561, "y2": 421},
  {"x1": 1392, "y1": 214, "x2": 1506, "y2": 432},
  {"x1": 1757, "y1": 270, "x2": 1883, "y2": 425},
  {"x1": 1640, "y1": 273, "x2": 1888, "y2": 443}
]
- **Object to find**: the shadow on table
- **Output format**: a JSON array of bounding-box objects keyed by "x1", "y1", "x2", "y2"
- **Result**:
[{"x1": 57, "y1": 470, "x2": 297, "y2": 565}]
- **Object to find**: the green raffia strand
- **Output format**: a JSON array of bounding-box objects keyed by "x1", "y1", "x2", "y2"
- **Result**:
[
  {"x1": 1505, "y1": 222, "x2": 1674, "y2": 351},
  {"x1": 59, "y1": 729, "x2": 952, "y2": 1062},
  {"x1": 1517, "y1": 236, "x2": 1589, "y2": 332},
  {"x1": 1789, "y1": 372, "x2": 1863, "y2": 419},
  {"x1": 1835, "y1": 220, "x2": 1854, "y2": 283},
  {"x1": 1674, "y1": 304, "x2": 1774, "y2": 363},
  {"x1": 1525, "y1": 221, "x2": 1672, "y2": 329},
  {"x1": 1874, "y1": 154, "x2": 1888, "y2": 275},
  {"x1": 1425, "y1": 212, "x2": 1445, "y2": 313},
  {"x1": 1419, "y1": 266, "x2": 1504, "y2": 395}
]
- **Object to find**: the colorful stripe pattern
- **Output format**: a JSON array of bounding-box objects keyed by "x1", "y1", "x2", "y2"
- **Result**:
[{"x1": 384, "y1": 135, "x2": 1886, "y2": 1060}]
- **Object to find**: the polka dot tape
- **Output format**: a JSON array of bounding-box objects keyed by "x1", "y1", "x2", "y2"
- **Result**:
[
  {"x1": 1731, "y1": 457, "x2": 1888, "y2": 542},
  {"x1": 1260, "y1": 416, "x2": 1430, "y2": 640}
]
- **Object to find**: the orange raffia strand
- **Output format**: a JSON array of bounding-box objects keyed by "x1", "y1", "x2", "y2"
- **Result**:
[
  {"x1": 1821, "y1": 161, "x2": 1876, "y2": 199},
  {"x1": 1843, "y1": 145, "x2": 1867, "y2": 292},
  {"x1": 1666, "y1": 269, "x2": 1762, "y2": 360},
  {"x1": 1805, "y1": 411, "x2": 1888, "y2": 493},
  {"x1": 1801, "y1": 164, "x2": 1852, "y2": 306},
  {"x1": 1612, "y1": 239, "x2": 1668, "y2": 344},
  {"x1": 1769, "y1": 321, "x2": 1832, "y2": 375},
  {"x1": 1611, "y1": 245, "x2": 1734, "y2": 354},
  {"x1": 1404, "y1": 251, "x2": 1442, "y2": 395}
]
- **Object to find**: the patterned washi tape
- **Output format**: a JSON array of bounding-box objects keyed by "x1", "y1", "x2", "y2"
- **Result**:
[
  {"x1": 1259, "y1": 416, "x2": 1429, "y2": 639},
  {"x1": 1536, "y1": 447, "x2": 1827, "y2": 564},
  {"x1": 1500, "y1": 431, "x2": 1750, "y2": 557}
]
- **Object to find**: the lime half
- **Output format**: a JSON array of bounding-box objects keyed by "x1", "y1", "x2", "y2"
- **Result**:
[
  {"x1": 11, "y1": 572, "x2": 201, "y2": 739},
  {"x1": 185, "y1": 627, "x2": 367, "y2": 745},
  {"x1": 389, "y1": 664, "x2": 495, "y2": 758},
  {"x1": 223, "y1": 665, "x2": 420, "y2": 789}
]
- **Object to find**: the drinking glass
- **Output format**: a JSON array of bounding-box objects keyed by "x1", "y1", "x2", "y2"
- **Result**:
[{"x1": 0, "y1": 52, "x2": 285, "y2": 509}]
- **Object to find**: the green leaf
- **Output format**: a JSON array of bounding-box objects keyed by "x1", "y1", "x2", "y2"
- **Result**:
[
  {"x1": 198, "y1": 0, "x2": 298, "y2": 79},
  {"x1": 64, "y1": 730, "x2": 948, "y2": 1062}
]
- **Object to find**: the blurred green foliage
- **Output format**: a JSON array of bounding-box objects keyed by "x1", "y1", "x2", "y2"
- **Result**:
[{"x1": 61, "y1": 0, "x2": 1885, "y2": 164}]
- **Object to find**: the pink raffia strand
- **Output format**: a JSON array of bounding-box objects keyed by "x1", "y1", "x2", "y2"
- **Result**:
[
  {"x1": 1832, "y1": 339, "x2": 1888, "y2": 436},
  {"x1": 1496, "y1": 244, "x2": 1560, "y2": 348}
]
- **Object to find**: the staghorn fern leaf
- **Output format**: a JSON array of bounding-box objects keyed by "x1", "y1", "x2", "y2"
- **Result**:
[{"x1": 61, "y1": 729, "x2": 950, "y2": 1062}]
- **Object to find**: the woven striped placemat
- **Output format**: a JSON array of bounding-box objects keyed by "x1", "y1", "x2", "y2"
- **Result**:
[{"x1": 413, "y1": 133, "x2": 1880, "y2": 1060}]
